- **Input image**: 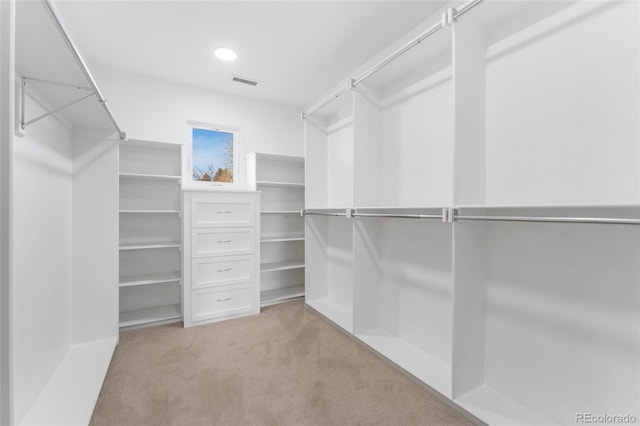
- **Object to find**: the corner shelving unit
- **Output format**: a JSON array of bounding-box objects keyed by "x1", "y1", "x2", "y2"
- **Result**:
[
  {"x1": 246, "y1": 152, "x2": 306, "y2": 306},
  {"x1": 119, "y1": 139, "x2": 183, "y2": 329}
]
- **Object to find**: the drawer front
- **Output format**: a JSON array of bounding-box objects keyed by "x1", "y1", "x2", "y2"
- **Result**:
[
  {"x1": 191, "y1": 196, "x2": 255, "y2": 227},
  {"x1": 192, "y1": 228, "x2": 255, "y2": 257},
  {"x1": 192, "y1": 255, "x2": 255, "y2": 290},
  {"x1": 192, "y1": 285, "x2": 253, "y2": 322}
]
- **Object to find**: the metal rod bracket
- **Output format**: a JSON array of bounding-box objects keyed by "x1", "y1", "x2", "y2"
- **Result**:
[
  {"x1": 20, "y1": 76, "x2": 97, "y2": 130},
  {"x1": 443, "y1": 208, "x2": 453, "y2": 222},
  {"x1": 446, "y1": 8, "x2": 458, "y2": 25}
]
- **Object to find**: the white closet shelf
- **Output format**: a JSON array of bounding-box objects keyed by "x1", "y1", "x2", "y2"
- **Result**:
[
  {"x1": 306, "y1": 299, "x2": 353, "y2": 333},
  {"x1": 17, "y1": 337, "x2": 118, "y2": 426},
  {"x1": 356, "y1": 328, "x2": 451, "y2": 397},
  {"x1": 119, "y1": 242, "x2": 181, "y2": 250},
  {"x1": 119, "y1": 209, "x2": 181, "y2": 214},
  {"x1": 455, "y1": 385, "x2": 560, "y2": 426},
  {"x1": 119, "y1": 172, "x2": 182, "y2": 181},
  {"x1": 122, "y1": 139, "x2": 182, "y2": 151},
  {"x1": 119, "y1": 304, "x2": 181, "y2": 328},
  {"x1": 251, "y1": 152, "x2": 304, "y2": 164},
  {"x1": 261, "y1": 285, "x2": 305, "y2": 306},
  {"x1": 119, "y1": 271, "x2": 182, "y2": 287},
  {"x1": 261, "y1": 210, "x2": 302, "y2": 214},
  {"x1": 256, "y1": 181, "x2": 305, "y2": 189},
  {"x1": 261, "y1": 236, "x2": 305, "y2": 243},
  {"x1": 260, "y1": 260, "x2": 305, "y2": 272}
]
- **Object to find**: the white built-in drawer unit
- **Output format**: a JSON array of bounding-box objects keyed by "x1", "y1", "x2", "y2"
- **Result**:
[
  {"x1": 192, "y1": 284, "x2": 253, "y2": 322},
  {"x1": 192, "y1": 255, "x2": 255, "y2": 289},
  {"x1": 183, "y1": 189, "x2": 260, "y2": 327},
  {"x1": 191, "y1": 195, "x2": 256, "y2": 227},
  {"x1": 192, "y1": 228, "x2": 256, "y2": 257}
]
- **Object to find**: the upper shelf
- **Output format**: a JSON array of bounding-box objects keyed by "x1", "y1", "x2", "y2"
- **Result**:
[
  {"x1": 15, "y1": 1, "x2": 124, "y2": 136},
  {"x1": 119, "y1": 173, "x2": 181, "y2": 181},
  {"x1": 256, "y1": 181, "x2": 304, "y2": 189}
]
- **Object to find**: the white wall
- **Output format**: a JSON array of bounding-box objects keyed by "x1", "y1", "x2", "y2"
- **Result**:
[
  {"x1": 12, "y1": 94, "x2": 73, "y2": 424},
  {"x1": 72, "y1": 127, "x2": 119, "y2": 345},
  {"x1": 0, "y1": 1, "x2": 16, "y2": 424},
  {"x1": 93, "y1": 67, "x2": 304, "y2": 188}
]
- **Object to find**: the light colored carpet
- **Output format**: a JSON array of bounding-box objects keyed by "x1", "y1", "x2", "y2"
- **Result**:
[{"x1": 91, "y1": 300, "x2": 475, "y2": 426}]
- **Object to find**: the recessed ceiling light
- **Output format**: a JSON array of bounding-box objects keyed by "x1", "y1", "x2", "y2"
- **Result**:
[{"x1": 214, "y1": 48, "x2": 237, "y2": 61}]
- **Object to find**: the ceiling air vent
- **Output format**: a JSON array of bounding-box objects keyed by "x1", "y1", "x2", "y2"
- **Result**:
[{"x1": 232, "y1": 75, "x2": 259, "y2": 86}]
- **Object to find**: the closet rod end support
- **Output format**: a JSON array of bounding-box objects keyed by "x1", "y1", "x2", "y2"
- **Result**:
[{"x1": 446, "y1": 8, "x2": 458, "y2": 25}]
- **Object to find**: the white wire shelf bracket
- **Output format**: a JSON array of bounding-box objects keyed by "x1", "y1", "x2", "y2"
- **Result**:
[{"x1": 20, "y1": 77, "x2": 97, "y2": 130}]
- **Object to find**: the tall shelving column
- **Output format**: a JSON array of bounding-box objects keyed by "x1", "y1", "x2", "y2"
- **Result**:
[
  {"x1": 303, "y1": 91, "x2": 355, "y2": 333},
  {"x1": 119, "y1": 139, "x2": 183, "y2": 329},
  {"x1": 246, "y1": 152, "x2": 305, "y2": 306}
]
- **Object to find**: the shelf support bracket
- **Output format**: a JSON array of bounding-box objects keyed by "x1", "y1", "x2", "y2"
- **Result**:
[{"x1": 19, "y1": 76, "x2": 96, "y2": 131}]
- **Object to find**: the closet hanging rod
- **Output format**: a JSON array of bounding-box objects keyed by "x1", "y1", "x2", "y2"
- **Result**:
[
  {"x1": 349, "y1": 0, "x2": 484, "y2": 88},
  {"x1": 451, "y1": 0, "x2": 484, "y2": 21},
  {"x1": 41, "y1": 0, "x2": 127, "y2": 140},
  {"x1": 453, "y1": 213, "x2": 640, "y2": 226},
  {"x1": 302, "y1": 210, "x2": 347, "y2": 217},
  {"x1": 301, "y1": 87, "x2": 348, "y2": 120},
  {"x1": 351, "y1": 213, "x2": 443, "y2": 220},
  {"x1": 350, "y1": 19, "x2": 443, "y2": 88}
]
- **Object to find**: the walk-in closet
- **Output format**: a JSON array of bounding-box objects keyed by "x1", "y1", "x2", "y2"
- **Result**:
[{"x1": 1, "y1": 0, "x2": 638, "y2": 425}]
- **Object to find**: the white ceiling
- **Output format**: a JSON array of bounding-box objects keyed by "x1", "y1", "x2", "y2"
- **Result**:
[{"x1": 50, "y1": 1, "x2": 449, "y2": 109}]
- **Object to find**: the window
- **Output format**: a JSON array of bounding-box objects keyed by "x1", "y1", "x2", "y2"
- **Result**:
[{"x1": 191, "y1": 127, "x2": 235, "y2": 183}]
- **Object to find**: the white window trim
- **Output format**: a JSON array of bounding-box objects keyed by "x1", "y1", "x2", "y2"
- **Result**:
[{"x1": 185, "y1": 120, "x2": 240, "y2": 188}]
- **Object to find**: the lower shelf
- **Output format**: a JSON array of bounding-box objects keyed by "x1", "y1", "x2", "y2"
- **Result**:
[
  {"x1": 119, "y1": 271, "x2": 181, "y2": 287},
  {"x1": 356, "y1": 328, "x2": 451, "y2": 397},
  {"x1": 260, "y1": 285, "x2": 305, "y2": 306},
  {"x1": 455, "y1": 385, "x2": 559, "y2": 426},
  {"x1": 119, "y1": 304, "x2": 181, "y2": 328},
  {"x1": 260, "y1": 260, "x2": 305, "y2": 272},
  {"x1": 306, "y1": 298, "x2": 353, "y2": 333},
  {"x1": 19, "y1": 337, "x2": 117, "y2": 426}
]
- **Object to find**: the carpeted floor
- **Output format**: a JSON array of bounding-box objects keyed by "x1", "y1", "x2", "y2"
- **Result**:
[{"x1": 91, "y1": 300, "x2": 475, "y2": 426}]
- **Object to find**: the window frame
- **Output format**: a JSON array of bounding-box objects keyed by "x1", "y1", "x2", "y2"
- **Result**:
[{"x1": 186, "y1": 120, "x2": 240, "y2": 187}]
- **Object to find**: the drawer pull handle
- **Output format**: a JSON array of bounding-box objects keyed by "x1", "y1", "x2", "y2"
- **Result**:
[
  {"x1": 217, "y1": 268, "x2": 232, "y2": 272},
  {"x1": 216, "y1": 240, "x2": 232, "y2": 243},
  {"x1": 216, "y1": 211, "x2": 232, "y2": 214},
  {"x1": 217, "y1": 297, "x2": 232, "y2": 302}
]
